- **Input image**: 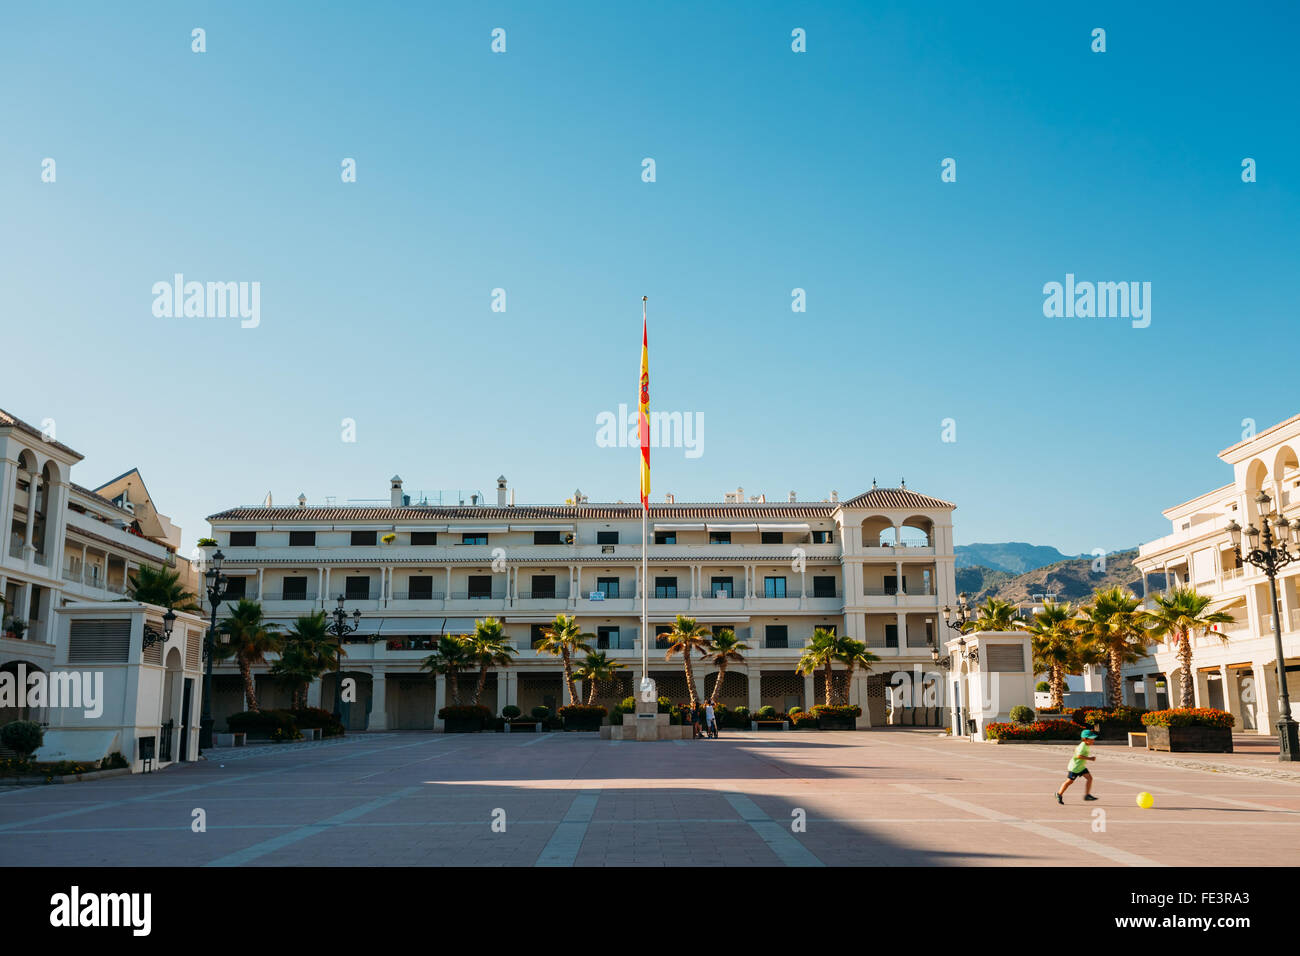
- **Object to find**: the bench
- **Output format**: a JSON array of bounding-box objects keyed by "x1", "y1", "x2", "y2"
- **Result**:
[
  {"x1": 751, "y1": 720, "x2": 789, "y2": 731},
  {"x1": 1127, "y1": 731, "x2": 1148, "y2": 748},
  {"x1": 213, "y1": 732, "x2": 247, "y2": 748}
]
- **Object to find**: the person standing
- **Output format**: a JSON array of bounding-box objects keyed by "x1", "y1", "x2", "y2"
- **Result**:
[{"x1": 704, "y1": 700, "x2": 718, "y2": 738}]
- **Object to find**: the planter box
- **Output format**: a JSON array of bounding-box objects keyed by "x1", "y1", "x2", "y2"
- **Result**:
[
  {"x1": 443, "y1": 718, "x2": 485, "y2": 734},
  {"x1": 818, "y1": 716, "x2": 856, "y2": 731},
  {"x1": 504, "y1": 721, "x2": 540, "y2": 733},
  {"x1": 562, "y1": 718, "x2": 603, "y2": 732},
  {"x1": 1145, "y1": 724, "x2": 1233, "y2": 753}
]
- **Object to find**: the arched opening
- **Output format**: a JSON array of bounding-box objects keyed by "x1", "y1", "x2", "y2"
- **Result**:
[
  {"x1": 899, "y1": 515, "x2": 934, "y2": 547},
  {"x1": 860, "y1": 515, "x2": 895, "y2": 547},
  {"x1": 0, "y1": 660, "x2": 46, "y2": 726}
]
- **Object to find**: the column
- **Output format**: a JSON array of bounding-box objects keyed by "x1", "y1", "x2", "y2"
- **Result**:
[
  {"x1": 747, "y1": 666, "x2": 762, "y2": 712},
  {"x1": 22, "y1": 471, "x2": 36, "y2": 559},
  {"x1": 1252, "y1": 659, "x2": 1276, "y2": 730},
  {"x1": 803, "y1": 672, "x2": 815, "y2": 708},
  {"x1": 0, "y1": 457, "x2": 17, "y2": 556},
  {"x1": 366, "y1": 670, "x2": 387, "y2": 730},
  {"x1": 895, "y1": 611, "x2": 907, "y2": 650},
  {"x1": 316, "y1": 567, "x2": 323, "y2": 604},
  {"x1": 434, "y1": 672, "x2": 447, "y2": 732},
  {"x1": 322, "y1": 567, "x2": 331, "y2": 604},
  {"x1": 445, "y1": 566, "x2": 452, "y2": 600},
  {"x1": 43, "y1": 479, "x2": 71, "y2": 570},
  {"x1": 503, "y1": 670, "x2": 519, "y2": 708},
  {"x1": 306, "y1": 678, "x2": 323, "y2": 709},
  {"x1": 257, "y1": 567, "x2": 264, "y2": 600},
  {"x1": 895, "y1": 559, "x2": 903, "y2": 599},
  {"x1": 851, "y1": 671, "x2": 870, "y2": 727}
]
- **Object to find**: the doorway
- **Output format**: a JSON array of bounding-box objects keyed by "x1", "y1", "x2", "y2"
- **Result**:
[{"x1": 180, "y1": 678, "x2": 194, "y2": 761}]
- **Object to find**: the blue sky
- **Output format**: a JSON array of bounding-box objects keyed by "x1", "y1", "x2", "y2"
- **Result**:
[{"x1": 2, "y1": 1, "x2": 1297, "y2": 555}]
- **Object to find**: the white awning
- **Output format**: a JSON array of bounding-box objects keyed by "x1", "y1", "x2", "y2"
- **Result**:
[
  {"x1": 706, "y1": 523, "x2": 758, "y2": 532},
  {"x1": 654, "y1": 522, "x2": 704, "y2": 531},
  {"x1": 445, "y1": 526, "x2": 509, "y2": 533},
  {"x1": 757, "y1": 523, "x2": 810, "y2": 533},
  {"x1": 509, "y1": 524, "x2": 575, "y2": 532},
  {"x1": 394, "y1": 525, "x2": 448, "y2": 533}
]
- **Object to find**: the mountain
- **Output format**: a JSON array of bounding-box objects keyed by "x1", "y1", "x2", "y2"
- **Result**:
[
  {"x1": 956, "y1": 548, "x2": 1165, "y2": 607},
  {"x1": 955, "y1": 542, "x2": 1076, "y2": 574}
]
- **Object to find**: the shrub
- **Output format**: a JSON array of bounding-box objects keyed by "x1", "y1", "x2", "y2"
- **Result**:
[
  {"x1": 788, "y1": 706, "x2": 803, "y2": 716},
  {"x1": 501, "y1": 705, "x2": 522, "y2": 720},
  {"x1": 291, "y1": 707, "x2": 345, "y2": 737},
  {"x1": 103, "y1": 752, "x2": 128, "y2": 770},
  {"x1": 558, "y1": 704, "x2": 607, "y2": 719},
  {"x1": 438, "y1": 704, "x2": 491, "y2": 721},
  {"x1": 756, "y1": 705, "x2": 777, "y2": 719},
  {"x1": 196, "y1": 537, "x2": 218, "y2": 548},
  {"x1": 227, "y1": 710, "x2": 300, "y2": 739},
  {"x1": 530, "y1": 706, "x2": 551, "y2": 720},
  {"x1": 1036, "y1": 681, "x2": 1050, "y2": 692},
  {"x1": 1, "y1": 721, "x2": 43, "y2": 758},
  {"x1": 984, "y1": 720, "x2": 1082, "y2": 741},
  {"x1": 657, "y1": 696, "x2": 672, "y2": 714},
  {"x1": 1009, "y1": 705, "x2": 1035, "y2": 725},
  {"x1": 791, "y1": 711, "x2": 820, "y2": 729},
  {"x1": 1141, "y1": 708, "x2": 1235, "y2": 730},
  {"x1": 812, "y1": 704, "x2": 861, "y2": 719},
  {"x1": 1070, "y1": 706, "x2": 1147, "y2": 729}
]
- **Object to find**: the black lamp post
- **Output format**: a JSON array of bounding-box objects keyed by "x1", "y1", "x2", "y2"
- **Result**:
[
  {"x1": 933, "y1": 593, "x2": 979, "y2": 733},
  {"x1": 1227, "y1": 490, "x2": 1300, "y2": 762},
  {"x1": 142, "y1": 608, "x2": 177, "y2": 649},
  {"x1": 324, "y1": 595, "x2": 362, "y2": 722},
  {"x1": 199, "y1": 549, "x2": 230, "y2": 751}
]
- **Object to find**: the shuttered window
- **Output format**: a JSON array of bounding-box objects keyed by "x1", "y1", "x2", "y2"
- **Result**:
[
  {"x1": 68, "y1": 619, "x2": 131, "y2": 663},
  {"x1": 984, "y1": 644, "x2": 1026, "y2": 673}
]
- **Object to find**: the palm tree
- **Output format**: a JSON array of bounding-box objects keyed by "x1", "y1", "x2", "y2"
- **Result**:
[
  {"x1": 1074, "y1": 586, "x2": 1153, "y2": 708},
  {"x1": 128, "y1": 563, "x2": 201, "y2": 612},
  {"x1": 796, "y1": 628, "x2": 840, "y2": 706},
  {"x1": 963, "y1": 597, "x2": 1025, "y2": 632},
  {"x1": 464, "y1": 618, "x2": 517, "y2": 705},
  {"x1": 1146, "y1": 586, "x2": 1235, "y2": 708},
  {"x1": 270, "y1": 610, "x2": 339, "y2": 709},
  {"x1": 1024, "y1": 602, "x2": 1084, "y2": 710},
  {"x1": 421, "y1": 635, "x2": 474, "y2": 705},
  {"x1": 536, "y1": 613, "x2": 594, "y2": 705},
  {"x1": 572, "y1": 651, "x2": 627, "y2": 704},
  {"x1": 215, "y1": 599, "x2": 282, "y2": 712},
  {"x1": 663, "y1": 615, "x2": 714, "y2": 709},
  {"x1": 705, "y1": 628, "x2": 749, "y2": 704},
  {"x1": 833, "y1": 636, "x2": 880, "y2": 706}
]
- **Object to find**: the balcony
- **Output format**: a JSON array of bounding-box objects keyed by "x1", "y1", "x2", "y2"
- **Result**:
[
  {"x1": 392, "y1": 591, "x2": 447, "y2": 602},
  {"x1": 266, "y1": 591, "x2": 319, "y2": 602}
]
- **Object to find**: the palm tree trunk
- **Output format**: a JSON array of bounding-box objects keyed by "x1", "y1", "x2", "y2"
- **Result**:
[
  {"x1": 1177, "y1": 632, "x2": 1195, "y2": 708},
  {"x1": 823, "y1": 663, "x2": 833, "y2": 707},
  {"x1": 586, "y1": 680, "x2": 597, "y2": 705},
  {"x1": 474, "y1": 662, "x2": 489, "y2": 705},
  {"x1": 562, "y1": 648, "x2": 578, "y2": 705},
  {"x1": 1107, "y1": 649, "x2": 1123, "y2": 709},
  {"x1": 447, "y1": 668, "x2": 460, "y2": 706},
  {"x1": 1050, "y1": 665, "x2": 1065, "y2": 710},
  {"x1": 840, "y1": 663, "x2": 856, "y2": 706},
  {"x1": 712, "y1": 663, "x2": 728, "y2": 704},
  {"x1": 683, "y1": 652, "x2": 697, "y2": 709},
  {"x1": 239, "y1": 657, "x2": 259, "y2": 712}
]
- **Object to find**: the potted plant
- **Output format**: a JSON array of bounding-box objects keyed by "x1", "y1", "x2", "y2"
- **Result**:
[
  {"x1": 1142, "y1": 708, "x2": 1234, "y2": 752},
  {"x1": 6, "y1": 619, "x2": 27, "y2": 641},
  {"x1": 439, "y1": 704, "x2": 491, "y2": 733}
]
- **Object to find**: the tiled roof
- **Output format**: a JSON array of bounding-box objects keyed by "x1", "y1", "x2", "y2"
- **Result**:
[
  {"x1": 207, "y1": 487, "x2": 955, "y2": 522},
  {"x1": 70, "y1": 482, "x2": 136, "y2": 517},
  {"x1": 0, "y1": 408, "x2": 84, "y2": 460}
]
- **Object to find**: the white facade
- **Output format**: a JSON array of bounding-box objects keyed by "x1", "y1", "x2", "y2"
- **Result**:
[
  {"x1": 205, "y1": 477, "x2": 960, "y2": 732},
  {"x1": 1124, "y1": 413, "x2": 1300, "y2": 731}
]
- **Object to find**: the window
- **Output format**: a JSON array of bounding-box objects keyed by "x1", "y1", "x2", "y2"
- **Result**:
[
  {"x1": 654, "y1": 531, "x2": 676, "y2": 545},
  {"x1": 654, "y1": 577, "x2": 678, "y2": 599},
  {"x1": 530, "y1": 574, "x2": 556, "y2": 599},
  {"x1": 709, "y1": 531, "x2": 731, "y2": 544},
  {"x1": 462, "y1": 533, "x2": 488, "y2": 545},
  {"x1": 467, "y1": 575, "x2": 493, "y2": 599},
  {"x1": 351, "y1": 530, "x2": 377, "y2": 546},
  {"x1": 345, "y1": 576, "x2": 371, "y2": 600},
  {"x1": 289, "y1": 531, "x2": 316, "y2": 547},
  {"x1": 596, "y1": 577, "x2": 620, "y2": 599},
  {"x1": 766, "y1": 625, "x2": 788, "y2": 648},
  {"x1": 655, "y1": 624, "x2": 673, "y2": 649},
  {"x1": 229, "y1": 531, "x2": 256, "y2": 547},
  {"x1": 596, "y1": 531, "x2": 619, "y2": 545},
  {"x1": 224, "y1": 576, "x2": 247, "y2": 598},
  {"x1": 282, "y1": 576, "x2": 308, "y2": 600},
  {"x1": 764, "y1": 576, "x2": 787, "y2": 598},
  {"x1": 812, "y1": 575, "x2": 836, "y2": 598},
  {"x1": 597, "y1": 626, "x2": 620, "y2": 650},
  {"x1": 407, "y1": 575, "x2": 433, "y2": 600},
  {"x1": 884, "y1": 575, "x2": 901, "y2": 596},
  {"x1": 761, "y1": 531, "x2": 783, "y2": 544},
  {"x1": 710, "y1": 576, "x2": 734, "y2": 598},
  {"x1": 812, "y1": 530, "x2": 833, "y2": 544},
  {"x1": 411, "y1": 531, "x2": 438, "y2": 545},
  {"x1": 885, "y1": 624, "x2": 899, "y2": 648},
  {"x1": 530, "y1": 623, "x2": 548, "y2": 648},
  {"x1": 534, "y1": 531, "x2": 562, "y2": 545}
]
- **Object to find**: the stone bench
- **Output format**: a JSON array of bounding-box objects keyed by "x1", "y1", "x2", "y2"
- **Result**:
[
  {"x1": 1127, "y1": 731, "x2": 1148, "y2": 748},
  {"x1": 213, "y1": 733, "x2": 247, "y2": 747},
  {"x1": 751, "y1": 720, "x2": 789, "y2": 731}
]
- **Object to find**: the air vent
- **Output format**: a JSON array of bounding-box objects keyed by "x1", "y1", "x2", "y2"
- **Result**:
[{"x1": 68, "y1": 619, "x2": 131, "y2": 663}]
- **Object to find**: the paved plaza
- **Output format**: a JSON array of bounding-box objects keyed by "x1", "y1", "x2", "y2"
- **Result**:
[{"x1": 2, "y1": 729, "x2": 1299, "y2": 867}]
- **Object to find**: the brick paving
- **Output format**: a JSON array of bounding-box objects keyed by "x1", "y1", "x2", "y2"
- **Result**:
[{"x1": 1, "y1": 728, "x2": 1298, "y2": 867}]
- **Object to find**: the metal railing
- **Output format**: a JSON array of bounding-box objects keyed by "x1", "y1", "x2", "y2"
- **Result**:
[
  {"x1": 449, "y1": 591, "x2": 507, "y2": 601},
  {"x1": 268, "y1": 591, "x2": 318, "y2": 602},
  {"x1": 392, "y1": 591, "x2": 447, "y2": 601}
]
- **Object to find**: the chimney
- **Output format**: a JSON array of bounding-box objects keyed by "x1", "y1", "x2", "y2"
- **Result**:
[
  {"x1": 497, "y1": 475, "x2": 508, "y2": 507},
  {"x1": 665, "y1": 493, "x2": 675, "y2": 504},
  {"x1": 830, "y1": 490, "x2": 839, "y2": 503},
  {"x1": 471, "y1": 493, "x2": 479, "y2": 506},
  {"x1": 297, "y1": 493, "x2": 307, "y2": 510},
  {"x1": 510, "y1": 488, "x2": 515, "y2": 507},
  {"x1": 788, "y1": 491, "x2": 796, "y2": 502},
  {"x1": 390, "y1": 475, "x2": 403, "y2": 508}
]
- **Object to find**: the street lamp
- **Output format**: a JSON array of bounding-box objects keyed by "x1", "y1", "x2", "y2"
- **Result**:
[
  {"x1": 1226, "y1": 490, "x2": 1299, "y2": 762},
  {"x1": 142, "y1": 608, "x2": 177, "y2": 649},
  {"x1": 933, "y1": 593, "x2": 979, "y2": 734},
  {"x1": 199, "y1": 549, "x2": 230, "y2": 751},
  {"x1": 324, "y1": 595, "x2": 362, "y2": 722}
]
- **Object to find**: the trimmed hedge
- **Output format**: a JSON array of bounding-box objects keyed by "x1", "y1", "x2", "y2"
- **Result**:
[
  {"x1": 438, "y1": 704, "x2": 492, "y2": 721},
  {"x1": 291, "y1": 707, "x2": 345, "y2": 737},
  {"x1": 812, "y1": 704, "x2": 861, "y2": 719},
  {"x1": 1142, "y1": 707, "x2": 1235, "y2": 730},
  {"x1": 984, "y1": 719, "x2": 1083, "y2": 741},
  {"x1": 227, "y1": 709, "x2": 301, "y2": 741}
]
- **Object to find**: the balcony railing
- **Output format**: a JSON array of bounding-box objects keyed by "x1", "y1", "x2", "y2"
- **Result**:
[
  {"x1": 517, "y1": 590, "x2": 569, "y2": 600},
  {"x1": 392, "y1": 591, "x2": 447, "y2": 601},
  {"x1": 63, "y1": 566, "x2": 83, "y2": 583},
  {"x1": 449, "y1": 591, "x2": 507, "y2": 601},
  {"x1": 268, "y1": 591, "x2": 318, "y2": 602}
]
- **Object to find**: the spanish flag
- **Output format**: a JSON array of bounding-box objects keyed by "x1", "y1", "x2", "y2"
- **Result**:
[{"x1": 639, "y1": 297, "x2": 650, "y2": 510}]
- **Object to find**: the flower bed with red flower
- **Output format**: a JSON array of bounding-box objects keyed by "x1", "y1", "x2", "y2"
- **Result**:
[
  {"x1": 984, "y1": 719, "x2": 1082, "y2": 741},
  {"x1": 1141, "y1": 707, "x2": 1235, "y2": 729}
]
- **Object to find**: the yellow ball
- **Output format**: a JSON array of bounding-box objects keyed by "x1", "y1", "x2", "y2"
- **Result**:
[{"x1": 1136, "y1": 791, "x2": 1155, "y2": 810}]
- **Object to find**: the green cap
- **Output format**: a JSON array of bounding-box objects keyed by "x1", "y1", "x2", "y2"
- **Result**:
[{"x1": 1081, "y1": 730, "x2": 1098, "y2": 739}]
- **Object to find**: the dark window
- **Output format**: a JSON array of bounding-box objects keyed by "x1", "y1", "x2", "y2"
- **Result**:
[
  {"x1": 766, "y1": 625, "x2": 788, "y2": 648},
  {"x1": 709, "y1": 531, "x2": 731, "y2": 544},
  {"x1": 407, "y1": 576, "x2": 433, "y2": 600},
  {"x1": 467, "y1": 575, "x2": 493, "y2": 599},
  {"x1": 597, "y1": 626, "x2": 620, "y2": 650},
  {"x1": 596, "y1": 577, "x2": 620, "y2": 599},
  {"x1": 345, "y1": 576, "x2": 371, "y2": 600},
  {"x1": 764, "y1": 576, "x2": 787, "y2": 598},
  {"x1": 289, "y1": 531, "x2": 316, "y2": 547},
  {"x1": 282, "y1": 576, "x2": 308, "y2": 600},
  {"x1": 813, "y1": 576, "x2": 836, "y2": 598},
  {"x1": 534, "y1": 531, "x2": 562, "y2": 545},
  {"x1": 885, "y1": 624, "x2": 899, "y2": 648},
  {"x1": 462, "y1": 533, "x2": 488, "y2": 545},
  {"x1": 655, "y1": 624, "x2": 673, "y2": 649},
  {"x1": 411, "y1": 531, "x2": 438, "y2": 545},
  {"x1": 224, "y1": 576, "x2": 247, "y2": 598},
  {"x1": 654, "y1": 576, "x2": 678, "y2": 599},
  {"x1": 812, "y1": 530, "x2": 833, "y2": 544},
  {"x1": 884, "y1": 575, "x2": 900, "y2": 596},
  {"x1": 351, "y1": 530, "x2": 377, "y2": 546},
  {"x1": 229, "y1": 531, "x2": 256, "y2": 547},
  {"x1": 530, "y1": 574, "x2": 556, "y2": 599},
  {"x1": 761, "y1": 531, "x2": 783, "y2": 544},
  {"x1": 596, "y1": 531, "x2": 619, "y2": 545},
  {"x1": 654, "y1": 532, "x2": 676, "y2": 545},
  {"x1": 530, "y1": 624, "x2": 548, "y2": 648},
  {"x1": 710, "y1": 576, "x2": 734, "y2": 598}
]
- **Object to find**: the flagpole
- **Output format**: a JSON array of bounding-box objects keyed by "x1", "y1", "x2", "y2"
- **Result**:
[{"x1": 641, "y1": 296, "x2": 649, "y2": 683}]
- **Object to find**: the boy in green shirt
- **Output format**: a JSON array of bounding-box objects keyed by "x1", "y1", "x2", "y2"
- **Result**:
[{"x1": 1056, "y1": 730, "x2": 1099, "y2": 803}]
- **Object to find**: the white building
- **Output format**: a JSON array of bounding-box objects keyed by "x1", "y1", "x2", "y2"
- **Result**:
[
  {"x1": 1125, "y1": 413, "x2": 1300, "y2": 731},
  {"x1": 0, "y1": 408, "x2": 205, "y2": 770},
  {"x1": 205, "y1": 476, "x2": 959, "y2": 731}
]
